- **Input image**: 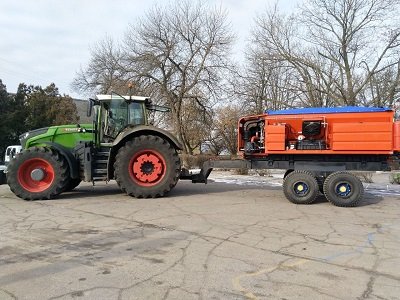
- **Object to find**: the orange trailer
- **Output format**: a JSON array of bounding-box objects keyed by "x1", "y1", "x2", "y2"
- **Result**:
[
  {"x1": 190, "y1": 107, "x2": 400, "y2": 207},
  {"x1": 238, "y1": 107, "x2": 400, "y2": 155}
]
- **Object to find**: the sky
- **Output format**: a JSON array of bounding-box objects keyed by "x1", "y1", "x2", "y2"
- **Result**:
[{"x1": 0, "y1": 0, "x2": 299, "y2": 99}]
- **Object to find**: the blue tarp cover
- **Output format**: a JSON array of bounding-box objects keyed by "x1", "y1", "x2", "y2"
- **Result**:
[{"x1": 265, "y1": 106, "x2": 391, "y2": 115}]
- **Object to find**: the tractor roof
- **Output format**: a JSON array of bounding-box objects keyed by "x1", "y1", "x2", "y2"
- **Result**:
[{"x1": 96, "y1": 95, "x2": 150, "y2": 102}]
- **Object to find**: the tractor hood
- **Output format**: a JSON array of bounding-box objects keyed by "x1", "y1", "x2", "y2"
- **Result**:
[
  {"x1": 19, "y1": 127, "x2": 50, "y2": 148},
  {"x1": 19, "y1": 124, "x2": 94, "y2": 150}
]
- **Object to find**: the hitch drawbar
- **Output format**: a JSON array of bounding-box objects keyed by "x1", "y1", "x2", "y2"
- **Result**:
[
  {"x1": 179, "y1": 160, "x2": 249, "y2": 183},
  {"x1": 179, "y1": 167, "x2": 211, "y2": 183}
]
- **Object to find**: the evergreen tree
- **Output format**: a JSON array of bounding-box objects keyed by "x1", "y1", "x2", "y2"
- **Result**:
[
  {"x1": 24, "y1": 83, "x2": 79, "y2": 129},
  {"x1": 0, "y1": 80, "x2": 79, "y2": 159},
  {"x1": 0, "y1": 81, "x2": 28, "y2": 157}
]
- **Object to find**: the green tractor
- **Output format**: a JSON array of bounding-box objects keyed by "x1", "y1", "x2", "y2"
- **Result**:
[{"x1": 6, "y1": 94, "x2": 184, "y2": 200}]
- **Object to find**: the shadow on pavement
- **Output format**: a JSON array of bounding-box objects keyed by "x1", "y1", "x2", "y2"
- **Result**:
[
  {"x1": 51, "y1": 180, "x2": 385, "y2": 207},
  {"x1": 53, "y1": 180, "x2": 281, "y2": 201}
]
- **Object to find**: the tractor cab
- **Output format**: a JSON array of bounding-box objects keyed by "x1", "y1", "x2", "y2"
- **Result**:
[
  {"x1": 89, "y1": 95, "x2": 149, "y2": 143},
  {"x1": 89, "y1": 94, "x2": 171, "y2": 144}
]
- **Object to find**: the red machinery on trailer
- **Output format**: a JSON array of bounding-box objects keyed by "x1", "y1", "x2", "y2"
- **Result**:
[{"x1": 191, "y1": 107, "x2": 400, "y2": 207}]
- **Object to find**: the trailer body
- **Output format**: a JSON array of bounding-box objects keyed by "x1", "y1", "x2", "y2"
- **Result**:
[
  {"x1": 188, "y1": 107, "x2": 400, "y2": 207},
  {"x1": 238, "y1": 107, "x2": 400, "y2": 156}
]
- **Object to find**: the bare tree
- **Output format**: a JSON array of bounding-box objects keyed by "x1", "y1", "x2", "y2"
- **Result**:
[
  {"x1": 122, "y1": 0, "x2": 234, "y2": 154},
  {"x1": 212, "y1": 104, "x2": 242, "y2": 155},
  {"x1": 301, "y1": 0, "x2": 400, "y2": 105},
  {"x1": 245, "y1": 0, "x2": 400, "y2": 107},
  {"x1": 72, "y1": 1, "x2": 234, "y2": 154},
  {"x1": 245, "y1": 6, "x2": 331, "y2": 108},
  {"x1": 179, "y1": 98, "x2": 213, "y2": 154},
  {"x1": 235, "y1": 47, "x2": 302, "y2": 114},
  {"x1": 360, "y1": 61, "x2": 400, "y2": 106},
  {"x1": 72, "y1": 36, "x2": 128, "y2": 95}
]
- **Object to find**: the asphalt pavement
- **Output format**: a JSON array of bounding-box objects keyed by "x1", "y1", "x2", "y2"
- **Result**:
[{"x1": 0, "y1": 173, "x2": 399, "y2": 300}]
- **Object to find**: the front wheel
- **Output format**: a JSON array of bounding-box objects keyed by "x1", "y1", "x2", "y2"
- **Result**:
[
  {"x1": 114, "y1": 136, "x2": 181, "y2": 198},
  {"x1": 7, "y1": 147, "x2": 69, "y2": 200},
  {"x1": 62, "y1": 177, "x2": 82, "y2": 192},
  {"x1": 323, "y1": 171, "x2": 364, "y2": 207}
]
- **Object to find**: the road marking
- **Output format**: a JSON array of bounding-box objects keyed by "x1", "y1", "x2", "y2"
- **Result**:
[{"x1": 232, "y1": 259, "x2": 309, "y2": 299}]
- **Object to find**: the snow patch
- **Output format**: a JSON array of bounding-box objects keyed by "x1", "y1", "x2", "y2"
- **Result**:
[{"x1": 209, "y1": 172, "x2": 400, "y2": 197}]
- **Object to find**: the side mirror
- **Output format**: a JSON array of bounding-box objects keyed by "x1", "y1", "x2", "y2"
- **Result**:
[
  {"x1": 87, "y1": 98, "x2": 97, "y2": 117},
  {"x1": 87, "y1": 99, "x2": 93, "y2": 117},
  {"x1": 147, "y1": 104, "x2": 171, "y2": 112}
]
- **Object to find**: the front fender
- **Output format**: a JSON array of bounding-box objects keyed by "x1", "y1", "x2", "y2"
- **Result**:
[{"x1": 42, "y1": 142, "x2": 79, "y2": 179}]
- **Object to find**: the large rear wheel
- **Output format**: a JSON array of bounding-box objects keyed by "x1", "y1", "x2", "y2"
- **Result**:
[
  {"x1": 323, "y1": 171, "x2": 363, "y2": 207},
  {"x1": 114, "y1": 136, "x2": 181, "y2": 198},
  {"x1": 283, "y1": 170, "x2": 319, "y2": 204},
  {"x1": 7, "y1": 147, "x2": 69, "y2": 200}
]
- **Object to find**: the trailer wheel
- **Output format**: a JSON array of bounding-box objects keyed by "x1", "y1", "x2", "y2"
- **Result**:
[
  {"x1": 283, "y1": 169, "x2": 294, "y2": 179},
  {"x1": 283, "y1": 170, "x2": 319, "y2": 204},
  {"x1": 7, "y1": 147, "x2": 69, "y2": 200},
  {"x1": 323, "y1": 171, "x2": 363, "y2": 207},
  {"x1": 114, "y1": 136, "x2": 181, "y2": 198}
]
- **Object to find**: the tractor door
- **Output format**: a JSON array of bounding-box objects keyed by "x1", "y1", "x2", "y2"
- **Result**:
[{"x1": 102, "y1": 99, "x2": 147, "y2": 142}]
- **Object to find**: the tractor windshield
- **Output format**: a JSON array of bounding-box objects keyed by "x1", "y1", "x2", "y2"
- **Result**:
[
  {"x1": 104, "y1": 99, "x2": 146, "y2": 139},
  {"x1": 110, "y1": 100, "x2": 146, "y2": 127}
]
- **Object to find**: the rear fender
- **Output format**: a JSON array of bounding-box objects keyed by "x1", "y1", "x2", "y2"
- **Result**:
[{"x1": 107, "y1": 125, "x2": 182, "y2": 179}]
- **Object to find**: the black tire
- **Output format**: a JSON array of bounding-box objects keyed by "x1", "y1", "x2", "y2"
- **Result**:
[
  {"x1": 62, "y1": 177, "x2": 82, "y2": 192},
  {"x1": 323, "y1": 171, "x2": 364, "y2": 207},
  {"x1": 7, "y1": 147, "x2": 69, "y2": 200},
  {"x1": 316, "y1": 176, "x2": 325, "y2": 194},
  {"x1": 283, "y1": 170, "x2": 319, "y2": 204},
  {"x1": 283, "y1": 169, "x2": 294, "y2": 179},
  {"x1": 0, "y1": 170, "x2": 5, "y2": 185},
  {"x1": 114, "y1": 136, "x2": 181, "y2": 198}
]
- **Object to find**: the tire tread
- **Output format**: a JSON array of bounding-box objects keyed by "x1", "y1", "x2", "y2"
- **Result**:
[
  {"x1": 323, "y1": 171, "x2": 363, "y2": 207},
  {"x1": 283, "y1": 170, "x2": 319, "y2": 204},
  {"x1": 114, "y1": 136, "x2": 180, "y2": 198},
  {"x1": 7, "y1": 147, "x2": 69, "y2": 200}
]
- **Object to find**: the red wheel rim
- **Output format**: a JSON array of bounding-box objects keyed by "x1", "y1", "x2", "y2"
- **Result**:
[
  {"x1": 17, "y1": 158, "x2": 55, "y2": 192},
  {"x1": 129, "y1": 150, "x2": 166, "y2": 187}
]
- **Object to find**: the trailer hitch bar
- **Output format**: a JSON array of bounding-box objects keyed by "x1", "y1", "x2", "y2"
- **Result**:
[{"x1": 179, "y1": 159, "x2": 249, "y2": 183}]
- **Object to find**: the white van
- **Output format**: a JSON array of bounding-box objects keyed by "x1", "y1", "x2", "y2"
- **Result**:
[{"x1": 5, "y1": 145, "x2": 22, "y2": 165}]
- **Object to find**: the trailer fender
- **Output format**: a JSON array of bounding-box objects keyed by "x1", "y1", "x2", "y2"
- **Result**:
[{"x1": 284, "y1": 169, "x2": 294, "y2": 178}]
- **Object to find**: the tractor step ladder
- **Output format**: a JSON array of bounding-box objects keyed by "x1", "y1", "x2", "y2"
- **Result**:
[{"x1": 92, "y1": 147, "x2": 110, "y2": 181}]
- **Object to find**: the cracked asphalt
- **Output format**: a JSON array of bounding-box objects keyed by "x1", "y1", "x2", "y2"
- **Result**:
[{"x1": 0, "y1": 173, "x2": 399, "y2": 300}]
